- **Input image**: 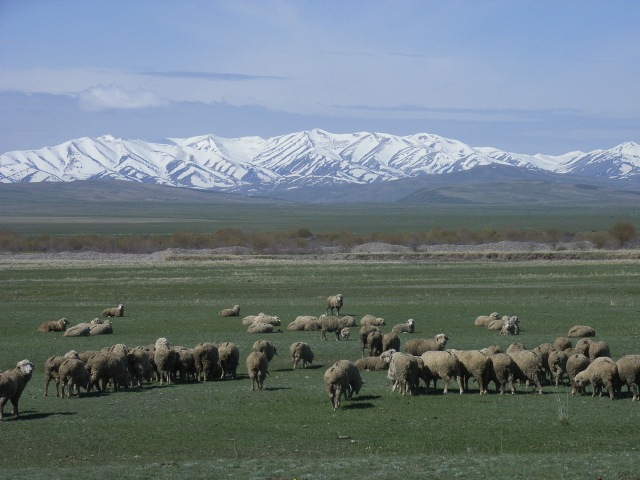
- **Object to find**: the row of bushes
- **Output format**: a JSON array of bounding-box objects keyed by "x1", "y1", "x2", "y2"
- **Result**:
[{"x1": 0, "y1": 222, "x2": 637, "y2": 254}]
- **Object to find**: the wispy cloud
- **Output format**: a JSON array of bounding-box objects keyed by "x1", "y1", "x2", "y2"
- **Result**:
[
  {"x1": 78, "y1": 84, "x2": 168, "y2": 111},
  {"x1": 140, "y1": 71, "x2": 287, "y2": 81}
]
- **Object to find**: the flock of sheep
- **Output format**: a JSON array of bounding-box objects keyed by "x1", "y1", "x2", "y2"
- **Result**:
[{"x1": 2, "y1": 296, "x2": 639, "y2": 421}]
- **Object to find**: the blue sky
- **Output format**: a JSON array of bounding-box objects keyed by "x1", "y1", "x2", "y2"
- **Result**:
[{"x1": 1, "y1": 0, "x2": 638, "y2": 155}]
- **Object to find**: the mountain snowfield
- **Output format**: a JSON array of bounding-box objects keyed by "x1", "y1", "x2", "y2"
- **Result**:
[{"x1": 1, "y1": 129, "x2": 639, "y2": 194}]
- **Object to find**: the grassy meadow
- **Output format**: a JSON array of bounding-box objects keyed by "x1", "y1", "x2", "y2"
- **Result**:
[{"x1": 1, "y1": 257, "x2": 639, "y2": 479}]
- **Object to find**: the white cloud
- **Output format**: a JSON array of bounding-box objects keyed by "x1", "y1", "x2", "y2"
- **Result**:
[{"x1": 78, "y1": 84, "x2": 168, "y2": 111}]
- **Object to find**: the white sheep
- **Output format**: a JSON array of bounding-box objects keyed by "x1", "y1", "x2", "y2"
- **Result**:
[
  {"x1": 354, "y1": 349, "x2": 396, "y2": 371},
  {"x1": 474, "y1": 312, "x2": 500, "y2": 327},
  {"x1": 331, "y1": 360, "x2": 362, "y2": 400},
  {"x1": 548, "y1": 350, "x2": 569, "y2": 387},
  {"x1": 387, "y1": 352, "x2": 422, "y2": 396},
  {"x1": 450, "y1": 349, "x2": 492, "y2": 394},
  {"x1": 89, "y1": 319, "x2": 113, "y2": 335},
  {"x1": 43, "y1": 350, "x2": 80, "y2": 397},
  {"x1": 566, "y1": 353, "x2": 591, "y2": 395},
  {"x1": 63, "y1": 322, "x2": 92, "y2": 337},
  {"x1": 567, "y1": 325, "x2": 596, "y2": 338},
  {"x1": 242, "y1": 312, "x2": 281, "y2": 327},
  {"x1": 500, "y1": 316, "x2": 520, "y2": 335},
  {"x1": 508, "y1": 349, "x2": 544, "y2": 394},
  {"x1": 58, "y1": 358, "x2": 91, "y2": 398},
  {"x1": 573, "y1": 357, "x2": 619, "y2": 400},
  {"x1": 323, "y1": 362, "x2": 351, "y2": 410},
  {"x1": 85, "y1": 351, "x2": 131, "y2": 392},
  {"x1": 287, "y1": 315, "x2": 318, "y2": 331},
  {"x1": 382, "y1": 331, "x2": 401, "y2": 353},
  {"x1": 404, "y1": 334, "x2": 449, "y2": 356},
  {"x1": 326, "y1": 294, "x2": 344, "y2": 316},
  {"x1": 247, "y1": 321, "x2": 280, "y2": 334},
  {"x1": 419, "y1": 350, "x2": 464, "y2": 394},
  {"x1": 218, "y1": 305, "x2": 240, "y2": 317},
  {"x1": 246, "y1": 351, "x2": 269, "y2": 391},
  {"x1": 486, "y1": 352, "x2": 516, "y2": 394},
  {"x1": 38, "y1": 317, "x2": 69, "y2": 333},
  {"x1": 0, "y1": 360, "x2": 35, "y2": 421},
  {"x1": 252, "y1": 340, "x2": 278, "y2": 362},
  {"x1": 290, "y1": 342, "x2": 314, "y2": 369},
  {"x1": 215, "y1": 342, "x2": 240, "y2": 380},
  {"x1": 193, "y1": 343, "x2": 220, "y2": 381},
  {"x1": 616, "y1": 355, "x2": 640, "y2": 401},
  {"x1": 360, "y1": 314, "x2": 386, "y2": 327},
  {"x1": 154, "y1": 337, "x2": 178, "y2": 385},
  {"x1": 391, "y1": 319, "x2": 415, "y2": 334},
  {"x1": 588, "y1": 340, "x2": 611, "y2": 362},
  {"x1": 364, "y1": 331, "x2": 384, "y2": 357},
  {"x1": 102, "y1": 304, "x2": 124, "y2": 317}
]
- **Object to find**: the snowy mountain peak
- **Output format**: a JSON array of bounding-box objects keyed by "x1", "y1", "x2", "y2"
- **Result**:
[{"x1": 1, "y1": 130, "x2": 638, "y2": 194}]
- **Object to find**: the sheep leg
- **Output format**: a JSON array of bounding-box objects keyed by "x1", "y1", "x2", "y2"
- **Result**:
[{"x1": 0, "y1": 397, "x2": 8, "y2": 420}]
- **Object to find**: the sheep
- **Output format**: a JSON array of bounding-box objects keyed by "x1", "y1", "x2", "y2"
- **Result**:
[
  {"x1": 451, "y1": 349, "x2": 492, "y2": 394},
  {"x1": 58, "y1": 358, "x2": 91, "y2": 398},
  {"x1": 326, "y1": 294, "x2": 344, "y2": 316},
  {"x1": 365, "y1": 331, "x2": 384, "y2": 357},
  {"x1": 63, "y1": 322, "x2": 91, "y2": 337},
  {"x1": 253, "y1": 340, "x2": 278, "y2": 362},
  {"x1": 392, "y1": 319, "x2": 415, "y2": 334},
  {"x1": 44, "y1": 350, "x2": 80, "y2": 397},
  {"x1": 247, "y1": 321, "x2": 281, "y2": 334},
  {"x1": 404, "y1": 334, "x2": 448, "y2": 356},
  {"x1": 567, "y1": 325, "x2": 596, "y2": 338},
  {"x1": 382, "y1": 331, "x2": 401, "y2": 353},
  {"x1": 323, "y1": 362, "x2": 351, "y2": 410},
  {"x1": 242, "y1": 313, "x2": 281, "y2": 327},
  {"x1": 339, "y1": 316, "x2": 356, "y2": 327},
  {"x1": 548, "y1": 350, "x2": 569, "y2": 387},
  {"x1": 566, "y1": 353, "x2": 591, "y2": 395},
  {"x1": 193, "y1": 343, "x2": 220, "y2": 381},
  {"x1": 102, "y1": 304, "x2": 124, "y2": 317},
  {"x1": 387, "y1": 352, "x2": 423, "y2": 396},
  {"x1": 246, "y1": 351, "x2": 269, "y2": 391},
  {"x1": 103, "y1": 343, "x2": 130, "y2": 367},
  {"x1": 552, "y1": 337, "x2": 572, "y2": 351},
  {"x1": 287, "y1": 315, "x2": 318, "y2": 331},
  {"x1": 290, "y1": 342, "x2": 314, "y2": 369},
  {"x1": 574, "y1": 338, "x2": 593, "y2": 356},
  {"x1": 532, "y1": 343, "x2": 555, "y2": 382},
  {"x1": 588, "y1": 340, "x2": 611, "y2": 362},
  {"x1": 38, "y1": 317, "x2": 69, "y2": 333},
  {"x1": 317, "y1": 315, "x2": 351, "y2": 341},
  {"x1": 573, "y1": 357, "x2": 619, "y2": 400},
  {"x1": 359, "y1": 325, "x2": 381, "y2": 352},
  {"x1": 85, "y1": 351, "x2": 131, "y2": 392},
  {"x1": 127, "y1": 347, "x2": 154, "y2": 387},
  {"x1": 340, "y1": 327, "x2": 351, "y2": 340},
  {"x1": 486, "y1": 352, "x2": 516, "y2": 394},
  {"x1": 0, "y1": 360, "x2": 35, "y2": 421},
  {"x1": 173, "y1": 346, "x2": 197, "y2": 382},
  {"x1": 615, "y1": 355, "x2": 640, "y2": 401},
  {"x1": 500, "y1": 316, "x2": 520, "y2": 335},
  {"x1": 360, "y1": 314, "x2": 385, "y2": 327},
  {"x1": 475, "y1": 312, "x2": 500, "y2": 327},
  {"x1": 507, "y1": 349, "x2": 544, "y2": 394},
  {"x1": 89, "y1": 319, "x2": 113, "y2": 335},
  {"x1": 154, "y1": 337, "x2": 178, "y2": 385},
  {"x1": 419, "y1": 350, "x2": 464, "y2": 394},
  {"x1": 354, "y1": 349, "x2": 396, "y2": 371},
  {"x1": 78, "y1": 350, "x2": 100, "y2": 365},
  {"x1": 480, "y1": 345, "x2": 503, "y2": 356},
  {"x1": 506, "y1": 342, "x2": 527, "y2": 354},
  {"x1": 332, "y1": 360, "x2": 362, "y2": 399},
  {"x1": 218, "y1": 305, "x2": 240, "y2": 317},
  {"x1": 215, "y1": 342, "x2": 240, "y2": 380}
]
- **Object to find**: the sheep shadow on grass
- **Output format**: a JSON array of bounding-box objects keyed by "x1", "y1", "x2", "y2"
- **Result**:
[
  {"x1": 342, "y1": 402, "x2": 375, "y2": 410},
  {"x1": 7, "y1": 410, "x2": 77, "y2": 421}
]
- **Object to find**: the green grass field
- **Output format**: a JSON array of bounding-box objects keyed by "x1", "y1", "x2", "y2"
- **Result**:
[{"x1": 1, "y1": 257, "x2": 639, "y2": 479}]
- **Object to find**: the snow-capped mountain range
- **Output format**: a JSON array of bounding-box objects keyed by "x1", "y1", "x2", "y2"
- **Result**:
[{"x1": 1, "y1": 129, "x2": 638, "y2": 194}]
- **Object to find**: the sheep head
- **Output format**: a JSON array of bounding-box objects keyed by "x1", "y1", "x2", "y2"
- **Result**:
[
  {"x1": 16, "y1": 359, "x2": 34, "y2": 376},
  {"x1": 434, "y1": 334, "x2": 449, "y2": 347}
]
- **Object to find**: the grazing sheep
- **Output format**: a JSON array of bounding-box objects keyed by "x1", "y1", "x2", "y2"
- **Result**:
[
  {"x1": 290, "y1": 342, "x2": 314, "y2": 369},
  {"x1": 451, "y1": 349, "x2": 492, "y2": 394},
  {"x1": 0, "y1": 360, "x2": 35, "y2": 421},
  {"x1": 566, "y1": 353, "x2": 591, "y2": 395},
  {"x1": 215, "y1": 342, "x2": 240, "y2": 380},
  {"x1": 365, "y1": 331, "x2": 384, "y2": 357},
  {"x1": 506, "y1": 342, "x2": 527, "y2": 354},
  {"x1": 420, "y1": 350, "x2": 464, "y2": 394},
  {"x1": 486, "y1": 352, "x2": 516, "y2": 394},
  {"x1": 326, "y1": 294, "x2": 344, "y2": 316},
  {"x1": 567, "y1": 325, "x2": 596, "y2": 338},
  {"x1": 404, "y1": 334, "x2": 449, "y2": 356},
  {"x1": 78, "y1": 350, "x2": 100, "y2": 365},
  {"x1": 500, "y1": 316, "x2": 520, "y2": 335},
  {"x1": 103, "y1": 344, "x2": 130, "y2": 367},
  {"x1": 387, "y1": 352, "x2": 423, "y2": 396},
  {"x1": 102, "y1": 304, "x2": 124, "y2": 317},
  {"x1": 128, "y1": 347, "x2": 154, "y2": 387},
  {"x1": 574, "y1": 338, "x2": 593, "y2": 356},
  {"x1": 287, "y1": 315, "x2": 318, "y2": 331},
  {"x1": 532, "y1": 343, "x2": 555, "y2": 382},
  {"x1": 382, "y1": 332, "x2": 401, "y2": 353},
  {"x1": 246, "y1": 351, "x2": 269, "y2": 391},
  {"x1": 359, "y1": 325, "x2": 381, "y2": 352},
  {"x1": 588, "y1": 340, "x2": 611, "y2": 362},
  {"x1": 85, "y1": 351, "x2": 131, "y2": 392},
  {"x1": 553, "y1": 337, "x2": 573, "y2": 351},
  {"x1": 573, "y1": 357, "x2": 619, "y2": 400},
  {"x1": 508, "y1": 349, "x2": 544, "y2": 394},
  {"x1": 548, "y1": 350, "x2": 569, "y2": 387},
  {"x1": 354, "y1": 350, "x2": 395, "y2": 371},
  {"x1": 154, "y1": 337, "x2": 178, "y2": 385},
  {"x1": 475, "y1": 312, "x2": 500, "y2": 327},
  {"x1": 480, "y1": 345, "x2": 503, "y2": 356},
  {"x1": 360, "y1": 315, "x2": 386, "y2": 327},
  {"x1": 323, "y1": 362, "x2": 351, "y2": 410},
  {"x1": 332, "y1": 360, "x2": 363, "y2": 399},
  {"x1": 616, "y1": 355, "x2": 640, "y2": 401},
  {"x1": 317, "y1": 315, "x2": 351, "y2": 341},
  {"x1": 340, "y1": 327, "x2": 351, "y2": 340},
  {"x1": 38, "y1": 317, "x2": 69, "y2": 333},
  {"x1": 193, "y1": 343, "x2": 220, "y2": 382},
  {"x1": 58, "y1": 358, "x2": 91, "y2": 398},
  {"x1": 44, "y1": 350, "x2": 80, "y2": 397},
  {"x1": 63, "y1": 322, "x2": 91, "y2": 337},
  {"x1": 89, "y1": 319, "x2": 113, "y2": 335},
  {"x1": 242, "y1": 313, "x2": 281, "y2": 327},
  {"x1": 218, "y1": 305, "x2": 240, "y2": 317},
  {"x1": 253, "y1": 340, "x2": 278, "y2": 362},
  {"x1": 392, "y1": 319, "x2": 415, "y2": 334},
  {"x1": 173, "y1": 346, "x2": 196, "y2": 382}
]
